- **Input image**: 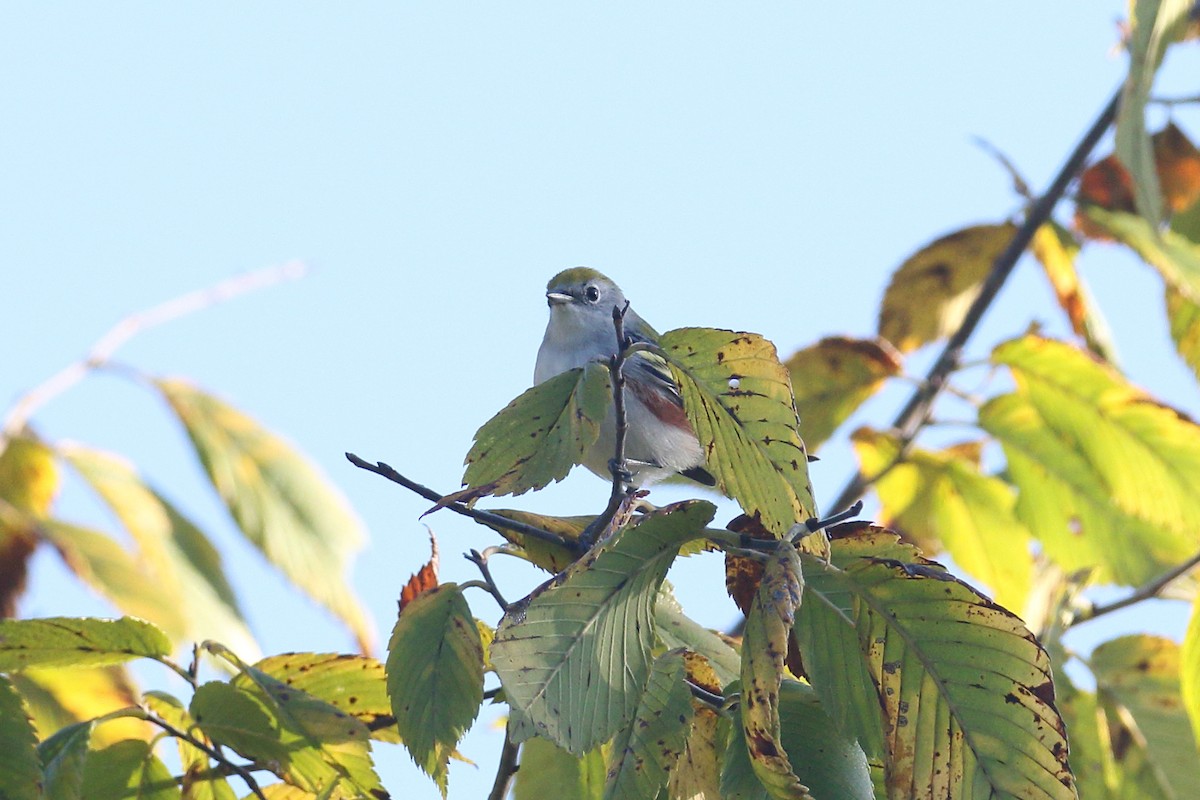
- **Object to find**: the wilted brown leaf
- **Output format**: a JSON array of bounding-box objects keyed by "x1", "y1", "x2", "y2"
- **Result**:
[{"x1": 399, "y1": 529, "x2": 439, "y2": 613}]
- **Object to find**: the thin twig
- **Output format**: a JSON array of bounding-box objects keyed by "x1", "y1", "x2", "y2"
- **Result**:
[
  {"x1": 488, "y1": 720, "x2": 522, "y2": 800},
  {"x1": 1069, "y1": 548, "x2": 1200, "y2": 627},
  {"x1": 827, "y1": 86, "x2": 1122, "y2": 514},
  {"x1": 141, "y1": 710, "x2": 269, "y2": 800},
  {"x1": 464, "y1": 549, "x2": 510, "y2": 610},
  {"x1": 0, "y1": 262, "x2": 307, "y2": 448},
  {"x1": 345, "y1": 453, "x2": 577, "y2": 552},
  {"x1": 686, "y1": 679, "x2": 727, "y2": 711}
]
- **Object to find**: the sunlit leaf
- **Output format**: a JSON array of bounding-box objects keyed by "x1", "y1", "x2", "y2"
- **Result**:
[
  {"x1": 877, "y1": 223, "x2": 1016, "y2": 353},
  {"x1": 0, "y1": 435, "x2": 59, "y2": 616},
  {"x1": 1186, "y1": 594, "x2": 1200, "y2": 760},
  {"x1": 461, "y1": 362, "x2": 610, "y2": 497},
  {"x1": 784, "y1": 336, "x2": 901, "y2": 451},
  {"x1": 668, "y1": 704, "x2": 727, "y2": 800},
  {"x1": 62, "y1": 445, "x2": 255, "y2": 656},
  {"x1": 81, "y1": 739, "x2": 180, "y2": 800},
  {"x1": 158, "y1": 380, "x2": 372, "y2": 652},
  {"x1": 0, "y1": 617, "x2": 170, "y2": 671},
  {"x1": 143, "y1": 690, "x2": 237, "y2": 800},
  {"x1": 513, "y1": 737, "x2": 606, "y2": 800},
  {"x1": 0, "y1": 674, "x2": 42, "y2": 800},
  {"x1": 387, "y1": 583, "x2": 483, "y2": 792},
  {"x1": 660, "y1": 329, "x2": 816, "y2": 540},
  {"x1": 1083, "y1": 206, "x2": 1200, "y2": 302},
  {"x1": 13, "y1": 665, "x2": 149, "y2": 747},
  {"x1": 738, "y1": 544, "x2": 809, "y2": 799},
  {"x1": 1116, "y1": 0, "x2": 1196, "y2": 228},
  {"x1": 1091, "y1": 635, "x2": 1200, "y2": 797},
  {"x1": 254, "y1": 652, "x2": 397, "y2": 744},
  {"x1": 492, "y1": 501, "x2": 713, "y2": 754},
  {"x1": 981, "y1": 335, "x2": 1200, "y2": 584},
  {"x1": 603, "y1": 649, "x2": 693, "y2": 800},
  {"x1": 1030, "y1": 222, "x2": 1118, "y2": 362},
  {"x1": 852, "y1": 429, "x2": 1032, "y2": 611}
]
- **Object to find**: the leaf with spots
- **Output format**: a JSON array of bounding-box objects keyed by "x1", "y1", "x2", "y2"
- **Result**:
[
  {"x1": 0, "y1": 674, "x2": 42, "y2": 800},
  {"x1": 1090, "y1": 635, "x2": 1200, "y2": 798},
  {"x1": 461, "y1": 362, "x2": 611, "y2": 497},
  {"x1": 851, "y1": 429, "x2": 1032, "y2": 612},
  {"x1": 386, "y1": 583, "x2": 483, "y2": 795},
  {"x1": 803, "y1": 532, "x2": 1075, "y2": 799},
  {"x1": 602, "y1": 649, "x2": 693, "y2": 800},
  {"x1": 0, "y1": 616, "x2": 171, "y2": 671},
  {"x1": 785, "y1": 336, "x2": 902, "y2": 452},
  {"x1": 254, "y1": 653, "x2": 397, "y2": 744},
  {"x1": 158, "y1": 380, "x2": 372, "y2": 653},
  {"x1": 192, "y1": 663, "x2": 387, "y2": 800},
  {"x1": 659, "y1": 328, "x2": 816, "y2": 541},
  {"x1": 668, "y1": 702, "x2": 728, "y2": 800},
  {"x1": 980, "y1": 335, "x2": 1200, "y2": 585},
  {"x1": 491, "y1": 501, "x2": 713, "y2": 755},
  {"x1": 877, "y1": 223, "x2": 1017, "y2": 353}
]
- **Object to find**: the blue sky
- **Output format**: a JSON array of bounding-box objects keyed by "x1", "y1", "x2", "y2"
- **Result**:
[{"x1": 4, "y1": 4, "x2": 1200, "y2": 797}]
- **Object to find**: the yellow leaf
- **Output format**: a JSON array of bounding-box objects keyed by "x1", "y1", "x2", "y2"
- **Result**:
[{"x1": 785, "y1": 337, "x2": 901, "y2": 451}]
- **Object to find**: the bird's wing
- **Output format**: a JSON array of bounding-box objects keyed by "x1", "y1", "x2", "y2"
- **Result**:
[{"x1": 624, "y1": 327, "x2": 685, "y2": 409}]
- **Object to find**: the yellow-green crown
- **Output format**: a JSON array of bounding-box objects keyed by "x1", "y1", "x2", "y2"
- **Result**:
[{"x1": 546, "y1": 267, "x2": 615, "y2": 291}]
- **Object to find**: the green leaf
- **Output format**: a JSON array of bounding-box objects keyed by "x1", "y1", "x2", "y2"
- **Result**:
[
  {"x1": 603, "y1": 649, "x2": 693, "y2": 800},
  {"x1": 722, "y1": 681, "x2": 874, "y2": 800},
  {"x1": 981, "y1": 335, "x2": 1200, "y2": 584},
  {"x1": 1185, "y1": 593, "x2": 1200, "y2": 760},
  {"x1": 157, "y1": 380, "x2": 372, "y2": 652},
  {"x1": 478, "y1": 509, "x2": 592, "y2": 573},
  {"x1": 38, "y1": 521, "x2": 190, "y2": 641},
  {"x1": 785, "y1": 336, "x2": 902, "y2": 452},
  {"x1": 877, "y1": 223, "x2": 1017, "y2": 353},
  {"x1": 659, "y1": 329, "x2": 816, "y2": 538},
  {"x1": 0, "y1": 617, "x2": 171, "y2": 671},
  {"x1": 1083, "y1": 206, "x2": 1200, "y2": 300},
  {"x1": 386, "y1": 583, "x2": 483, "y2": 791},
  {"x1": 0, "y1": 435, "x2": 59, "y2": 618},
  {"x1": 1165, "y1": 282, "x2": 1200, "y2": 383},
  {"x1": 513, "y1": 738, "x2": 606, "y2": 800},
  {"x1": 0, "y1": 674, "x2": 43, "y2": 800},
  {"x1": 669, "y1": 706, "x2": 729, "y2": 800},
  {"x1": 812, "y1": 534, "x2": 1074, "y2": 799},
  {"x1": 81, "y1": 739, "x2": 180, "y2": 800},
  {"x1": 62, "y1": 445, "x2": 256, "y2": 657},
  {"x1": 254, "y1": 653, "x2": 397, "y2": 744},
  {"x1": 852, "y1": 429, "x2": 1033, "y2": 612},
  {"x1": 461, "y1": 362, "x2": 610, "y2": 496},
  {"x1": 654, "y1": 590, "x2": 740, "y2": 688},
  {"x1": 143, "y1": 690, "x2": 237, "y2": 800},
  {"x1": 739, "y1": 544, "x2": 809, "y2": 799},
  {"x1": 192, "y1": 667, "x2": 385, "y2": 800},
  {"x1": 1030, "y1": 221, "x2": 1118, "y2": 363},
  {"x1": 1091, "y1": 635, "x2": 1200, "y2": 798},
  {"x1": 492, "y1": 501, "x2": 714, "y2": 754},
  {"x1": 1115, "y1": 0, "x2": 1196, "y2": 229},
  {"x1": 37, "y1": 719, "x2": 95, "y2": 800}
]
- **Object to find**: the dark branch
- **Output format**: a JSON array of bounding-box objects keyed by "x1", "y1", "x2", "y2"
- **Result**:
[
  {"x1": 345, "y1": 453, "x2": 577, "y2": 552},
  {"x1": 142, "y1": 711, "x2": 268, "y2": 800},
  {"x1": 802, "y1": 500, "x2": 864, "y2": 535},
  {"x1": 686, "y1": 679, "x2": 727, "y2": 711},
  {"x1": 464, "y1": 549, "x2": 510, "y2": 610},
  {"x1": 488, "y1": 720, "x2": 522, "y2": 800},
  {"x1": 1069, "y1": 548, "x2": 1200, "y2": 627},
  {"x1": 827, "y1": 86, "x2": 1122, "y2": 515}
]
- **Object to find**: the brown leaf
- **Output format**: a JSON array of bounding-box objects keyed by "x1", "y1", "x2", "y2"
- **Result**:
[
  {"x1": 725, "y1": 513, "x2": 805, "y2": 678},
  {"x1": 399, "y1": 529, "x2": 439, "y2": 613}
]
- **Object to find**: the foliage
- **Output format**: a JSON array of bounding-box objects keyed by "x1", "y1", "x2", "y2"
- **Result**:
[{"x1": 2, "y1": 5, "x2": 1200, "y2": 799}]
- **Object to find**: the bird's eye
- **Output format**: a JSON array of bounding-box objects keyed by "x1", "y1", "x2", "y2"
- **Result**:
[{"x1": 585, "y1": 285, "x2": 601, "y2": 302}]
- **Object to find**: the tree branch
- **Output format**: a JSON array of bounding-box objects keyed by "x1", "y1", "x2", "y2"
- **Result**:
[
  {"x1": 140, "y1": 710, "x2": 269, "y2": 800},
  {"x1": 488, "y1": 720, "x2": 522, "y2": 800},
  {"x1": 827, "y1": 86, "x2": 1122, "y2": 514},
  {"x1": 345, "y1": 453, "x2": 578, "y2": 552},
  {"x1": 464, "y1": 549, "x2": 510, "y2": 610},
  {"x1": 1068, "y1": 548, "x2": 1200, "y2": 627},
  {"x1": 0, "y1": 262, "x2": 308, "y2": 448}
]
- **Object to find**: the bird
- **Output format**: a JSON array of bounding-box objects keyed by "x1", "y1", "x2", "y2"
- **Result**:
[{"x1": 534, "y1": 267, "x2": 716, "y2": 488}]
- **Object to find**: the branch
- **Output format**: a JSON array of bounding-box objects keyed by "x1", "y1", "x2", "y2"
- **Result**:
[
  {"x1": 464, "y1": 548, "x2": 510, "y2": 610},
  {"x1": 344, "y1": 453, "x2": 578, "y2": 552},
  {"x1": 488, "y1": 720, "x2": 522, "y2": 800},
  {"x1": 1, "y1": 262, "x2": 307, "y2": 447},
  {"x1": 1068, "y1": 548, "x2": 1200, "y2": 627},
  {"x1": 827, "y1": 86, "x2": 1122, "y2": 514},
  {"x1": 140, "y1": 710, "x2": 269, "y2": 800}
]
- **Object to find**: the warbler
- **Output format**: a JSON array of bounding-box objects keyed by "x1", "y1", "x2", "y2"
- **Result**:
[{"x1": 534, "y1": 267, "x2": 716, "y2": 488}]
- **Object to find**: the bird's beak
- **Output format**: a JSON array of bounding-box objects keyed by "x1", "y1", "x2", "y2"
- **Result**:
[{"x1": 546, "y1": 291, "x2": 572, "y2": 306}]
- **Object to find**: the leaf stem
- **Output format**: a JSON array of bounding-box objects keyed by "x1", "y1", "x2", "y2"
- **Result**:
[
  {"x1": 827, "y1": 86, "x2": 1122, "y2": 514},
  {"x1": 1068, "y1": 548, "x2": 1200, "y2": 627},
  {"x1": 138, "y1": 708, "x2": 269, "y2": 800}
]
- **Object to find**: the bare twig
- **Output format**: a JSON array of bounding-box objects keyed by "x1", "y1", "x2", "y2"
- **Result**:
[
  {"x1": 464, "y1": 549, "x2": 510, "y2": 609},
  {"x1": 344, "y1": 453, "x2": 577, "y2": 552},
  {"x1": 1, "y1": 262, "x2": 307, "y2": 448},
  {"x1": 828, "y1": 86, "x2": 1122, "y2": 514},
  {"x1": 488, "y1": 720, "x2": 522, "y2": 800},
  {"x1": 140, "y1": 710, "x2": 269, "y2": 800},
  {"x1": 1068, "y1": 548, "x2": 1200, "y2": 627}
]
